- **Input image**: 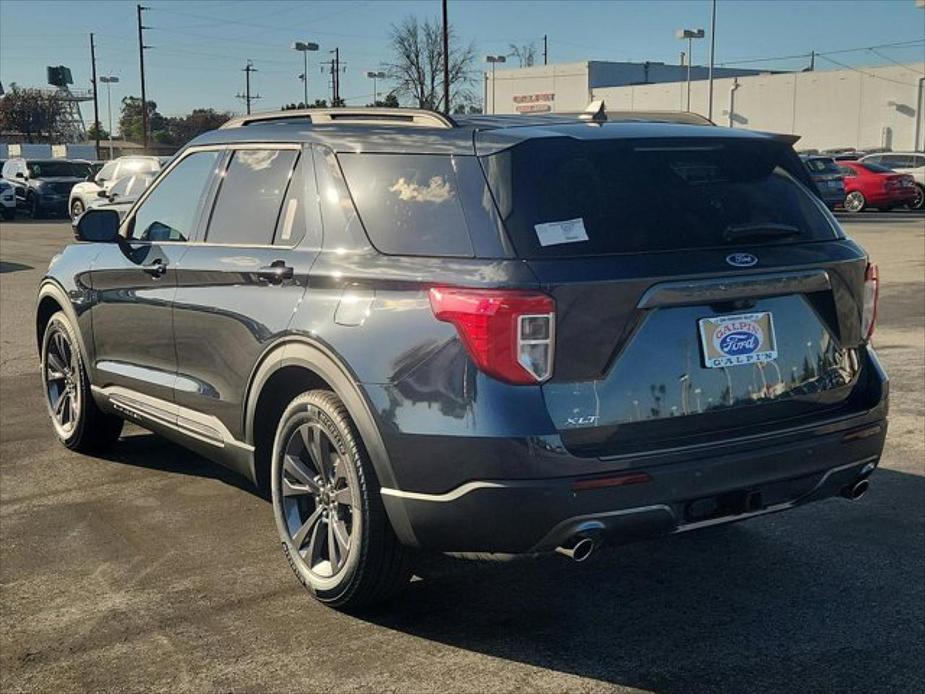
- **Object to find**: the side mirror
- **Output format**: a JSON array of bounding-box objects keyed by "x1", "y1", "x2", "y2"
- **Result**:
[
  {"x1": 97, "y1": 189, "x2": 109, "y2": 198},
  {"x1": 14, "y1": 171, "x2": 25, "y2": 179},
  {"x1": 73, "y1": 208, "x2": 121, "y2": 243}
]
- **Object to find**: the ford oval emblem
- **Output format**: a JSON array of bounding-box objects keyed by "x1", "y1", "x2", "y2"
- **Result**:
[{"x1": 726, "y1": 252, "x2": 758, "y2": 268}]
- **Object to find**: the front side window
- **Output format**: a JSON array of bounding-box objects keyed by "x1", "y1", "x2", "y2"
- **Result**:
[
  {"x1": 109, "y1": 176, "x2": 133, "y2": 197},
  {"x1": 338, "y1": 153, "x2": 474, "y2": 257},
  {"x1": 482, "y1": 137, "x2": 838, "y2": 258},
  {"x1": 206, "y1": 148, "x2": 297, "y2": 245},
  {"x1": 96, "y1": 161, "x2": 118, "y2": 182},
  {"x1": 130, "y1": 150, "x2": 219, "y2": 242}
]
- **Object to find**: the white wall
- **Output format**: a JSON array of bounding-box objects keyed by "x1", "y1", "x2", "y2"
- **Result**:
[
  {"x1": 593, "y1": 64, "x2": 925, "y2": 152},
  {"x1": 485, "y1": 62, "x2": 590, "y2": 115}
]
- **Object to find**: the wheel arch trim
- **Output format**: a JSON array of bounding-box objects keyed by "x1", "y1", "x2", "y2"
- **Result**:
[
  {"x1": 36, "y1": 280, "x2": 91, "y2": 367},
  {"x1": 244, "y1": 336, "x2": 419, "y2": 546}
]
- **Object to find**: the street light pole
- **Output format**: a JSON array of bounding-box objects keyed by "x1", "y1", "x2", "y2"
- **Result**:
[
  {"x1": 676, "y1": 28, "x2": 704, "y2": 112},
  {"x1": 100, "y1": 76, "x2": 119, "y2": 159},
  {"x1": 366, "y1": 71, "x2": 386, "y2": 105},
  {"x1": 291, "y1": 41, "x2": 319, "y2": 107},
  {"x1": 485, "y1": 55, "x2": 506, "y2": 114}
]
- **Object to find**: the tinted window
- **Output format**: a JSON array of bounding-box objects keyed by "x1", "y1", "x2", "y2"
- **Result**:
[
  {"x1": 273, "y1": 152, "x2": 321, "y2": 247},
  {"x1": 338, "y1": 153, "x2": 474, "y2": 257},
  {"x1": 861, "y1": 162, "x2": 893, "y2": 174},
  {"x1": 131, "y1": 150, "x2": 219, "y2": 242},
  {"x1": 206, "y1": 149, "x2": 297, "y2": 245},
  {"x1": 912, "y1": 155, "x2": 925, "y2": 168},
  {"x1": 27, "y1": 161, "x2": 90, "y2": 178},
  {"x1": 482, "y1": 138, "x2": 837, "y2": 258},
  {"x1": 804, "y1": 157, "x2": 840, "y2": 174}
]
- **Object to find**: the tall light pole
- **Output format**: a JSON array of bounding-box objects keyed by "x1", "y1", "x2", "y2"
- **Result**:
[
  {"x1": 676, "y1": 28, "x2": 704, "y2": 112},
  {"x1": 99, "y1": 76, "x2": 119, "y2": 159},
  {"x1": 291, "y1": 41, "x2": 319, "y2": 107},
  {"x1": 708, "y1": 0, "x2": 717, "y2": 121},
  {"x1": 485, "y1": 55, "x2": 506, "y2": 114},
  {"x1": 366, "y1": 71, "x2": 386, "y2": 105}
]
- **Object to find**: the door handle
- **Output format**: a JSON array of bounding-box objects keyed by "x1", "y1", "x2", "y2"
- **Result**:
[
  {"x1": 257, "y1": 260, "x2": 294, "y2": 284},
  {"x1": 142, "y1": 258, "x2": 167, "y2": 278}
]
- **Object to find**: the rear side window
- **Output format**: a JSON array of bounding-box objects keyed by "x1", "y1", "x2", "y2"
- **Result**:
[
  {"x1": 338, "y1": 153, "x2": 474, "y2": 257},
  {"x1": 207, "y1": 149, "x2": 297, "y2": 245},
  {"x1": 482, "y1": 138, "x2": 837, "y2": 258}
]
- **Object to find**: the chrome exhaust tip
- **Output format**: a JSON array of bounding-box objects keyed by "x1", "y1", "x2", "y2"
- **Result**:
[
  {"x1": 555, "y1": 536, "x2": 596, "y2": 562},
  {"x1": 842, "y1": 478, "x2": 870, "y2": 501}
]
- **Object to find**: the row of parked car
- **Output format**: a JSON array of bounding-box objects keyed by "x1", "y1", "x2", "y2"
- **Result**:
[
  {"x1": 0, "y1": 155, "x2": 167, "y2": 220},
  {"x1": 800, "y1": 150, "x2": 925, "y2": 212}
]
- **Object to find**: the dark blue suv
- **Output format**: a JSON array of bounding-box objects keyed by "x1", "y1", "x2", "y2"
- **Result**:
[{"x1": 39, "y1": 108, "x2": 888, "y2": 608}]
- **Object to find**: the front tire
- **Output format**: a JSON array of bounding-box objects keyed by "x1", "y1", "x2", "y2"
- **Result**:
[
  {"x1": 41, "y1": 312, "x2": 123, "y2": 451},
  {"x1": 843, "y1": 190, "x2": 866, "y2": 213},
  {"x1": 270, "y1": 390, "x2": 411, "y2": 609},
  {"x1": 70, "y1": 198, "x2": 85, "y2": 220}
]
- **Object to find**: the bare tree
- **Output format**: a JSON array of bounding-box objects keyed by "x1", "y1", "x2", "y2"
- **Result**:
[
  {"x1": 509, "y1": 43, "x2": 536, "y2": 68},
  {"x1": 386, "y1": 16, "x2": 476, "y2": 112}
]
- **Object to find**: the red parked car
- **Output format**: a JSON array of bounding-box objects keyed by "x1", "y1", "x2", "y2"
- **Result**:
[{"x1": 838, "y1": 161, "x2": 918, "y2": 212}]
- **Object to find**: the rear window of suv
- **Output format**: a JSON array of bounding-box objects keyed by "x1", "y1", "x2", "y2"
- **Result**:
[{"x1": 481, "y1": 138, "x2": 838, "y2": 258}]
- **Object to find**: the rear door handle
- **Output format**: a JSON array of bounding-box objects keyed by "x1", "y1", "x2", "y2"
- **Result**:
[
  {"x1": 257, "y1": 260, "x2": 294, "y2": 284},
  {"x1": 142, "y1": 258, "x2": 167, "y2": 278}
]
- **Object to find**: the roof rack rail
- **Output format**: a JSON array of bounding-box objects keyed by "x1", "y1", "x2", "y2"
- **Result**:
[{"x1": 220, "y1": 107, "x2": 457, "y2": 130}]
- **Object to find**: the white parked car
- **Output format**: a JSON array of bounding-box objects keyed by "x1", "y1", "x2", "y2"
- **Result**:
[
  {"x1": 68, "y1": 155, "x2": 162, "y2": 219},
  {"x1": 85, "y1": 172, "x2": 156, "y2": 219},
  {"x1": 859, "y1": 152, "x2": 925, "y2": 210}
]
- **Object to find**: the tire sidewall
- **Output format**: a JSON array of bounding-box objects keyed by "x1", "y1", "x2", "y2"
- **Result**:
[
  {"x1": 71, "y1": 199, "x2": 84, "y2": 219},
  {"x1": 270, "y1": 394, "x2": 367, "y2": 603},
  {"x1": 845, "y1": 191, "x2": 865, "y2": 213},
  {"x1": 41, "y1": 312, "x2": 89, "y2": 447}
]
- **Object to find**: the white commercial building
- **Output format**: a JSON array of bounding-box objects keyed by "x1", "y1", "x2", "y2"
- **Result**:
[{"x1": 486, "y1": 61, "x2": 925, "y2": 152}]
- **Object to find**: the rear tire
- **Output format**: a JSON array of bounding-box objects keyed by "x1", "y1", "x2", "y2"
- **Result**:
[
  {"x1": 270, "y1": 390, "x2": 411, "y2": 609},
  {"x1": 909, "y1": 184, "x2": 924, "y2": 211},
  {"x1": 843, "y1": 191, "x2": 866, "y2": 213},
  {"x1": 41, "y1": 312, "x2": 123, "y2": 452}
]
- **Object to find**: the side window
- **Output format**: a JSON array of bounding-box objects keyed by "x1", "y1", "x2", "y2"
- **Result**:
[
  {"x1": 109, "y1": 176, "x2": 133, "y2": 197},
  {"x1": 130, "y1": 150, "x2": 219, "y2": 242},
  {"x1": 206, "y1": 149, "x2": 297, "y2": 245},
  {"x1": 97, "y1": 161, "x2": 118, "y2": 182},
  {"x1": 864, "y1": 155, "x2": 882, "y2": 166},
  {"x1": 913, "y1": 155, "x2": 925, "y2": 168},
  {"x1": 337, "y1": 153, "x2": 474, "y2": 257}
]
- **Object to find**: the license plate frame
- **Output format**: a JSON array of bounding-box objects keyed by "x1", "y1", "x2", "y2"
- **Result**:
[{"x1": 698, "y1": 312, "x2": 778, "y2": 369}]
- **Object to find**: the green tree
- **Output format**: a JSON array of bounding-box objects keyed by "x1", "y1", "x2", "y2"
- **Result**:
[
  {"x1": 165, "y1": 108, "x2": 231, "y2": 145},
  {"x1": 86, "y1": 122, "x2": 109, "y2": 140},
  {"x1": 282, "y1": 99, "x2": 329, "y2": 110},
  {"x1": 0, "y1": 86, "x2": 66, "y2": 142},
  {"x1": 118, "y1": 96, "x2": 166, "y2": 143}
]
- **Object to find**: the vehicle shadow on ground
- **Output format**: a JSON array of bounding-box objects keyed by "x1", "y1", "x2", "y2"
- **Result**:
[
  {"x1": 362, "y1": 467, "x2": 924, "y2": 692},
  {"x1": 0, "y1": 261, "x2": 33, "y2": 274},
  {"x1": 97, "y1": 430, "x2": 263, "y2": 498}
]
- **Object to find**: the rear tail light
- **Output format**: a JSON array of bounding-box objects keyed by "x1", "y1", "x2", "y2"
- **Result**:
[
  {"x1": 861, "y1": 263, "x2": 879, "y2": 341},
  {"x1": 428, "y1": 287, "x2": 555, "y2": 384}
]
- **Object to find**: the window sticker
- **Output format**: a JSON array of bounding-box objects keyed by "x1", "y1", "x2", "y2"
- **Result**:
[{"x1": 534, "y1": 217, "x2": 589, "y2": 246}]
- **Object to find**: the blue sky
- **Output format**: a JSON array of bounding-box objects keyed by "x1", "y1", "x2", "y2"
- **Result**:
[{"x1": 1, "y1": 0, "x2": 923, "y2": 117}]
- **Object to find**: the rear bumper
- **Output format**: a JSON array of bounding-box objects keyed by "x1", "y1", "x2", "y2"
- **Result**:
[
  {"x1": 381, "y1": 422, "x2": 885, "y2": 553},
  {"x1": 376, "y1": 348, "x2": 889, "y2": 555}
]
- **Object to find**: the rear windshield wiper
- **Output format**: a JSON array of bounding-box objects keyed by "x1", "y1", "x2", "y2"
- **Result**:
[{"x1": 723, "y1": 223, "x2": 802, "y2": 243}]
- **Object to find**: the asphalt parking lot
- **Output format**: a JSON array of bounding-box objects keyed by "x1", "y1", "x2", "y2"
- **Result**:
[{"x1": 1, "y1": 214, "x2": 923, "y2": 693}]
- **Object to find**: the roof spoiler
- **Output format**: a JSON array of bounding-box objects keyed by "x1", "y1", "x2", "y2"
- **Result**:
[
  {"x1": 220, "y1": 108, "x2": 457, "y2": 130},
  {"x1": 757, "y1": 131, "x2": 802, "y2": 146}
]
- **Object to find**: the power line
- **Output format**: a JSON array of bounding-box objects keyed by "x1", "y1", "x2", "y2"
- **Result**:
[
  {"x1": 815, "y1": 54, "x2": 922, "y2": 86},
  {"x1": 868, "y1": 48, "x2": 925, "y2": 74},
  {"x1": 718, "y1": 39, "x2": 925, "y2": 67}
]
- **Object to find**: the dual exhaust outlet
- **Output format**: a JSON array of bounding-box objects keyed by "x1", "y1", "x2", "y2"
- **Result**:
[{"x1": 554, "y1": 472, "x2": 872, "y2": 561}]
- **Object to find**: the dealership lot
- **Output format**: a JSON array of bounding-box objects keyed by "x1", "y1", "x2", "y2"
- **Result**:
[{"x1": 1, "y1": 216, "x2": 922, "y2": 692}]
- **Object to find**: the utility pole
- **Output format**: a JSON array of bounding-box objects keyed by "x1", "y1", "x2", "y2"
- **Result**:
[
  {"x1": 89, "y1": 33, "x2": 100, "y2": 158},
  {"x1": 543, "y1": 34, "x2": 548, "y2": 65},
  {"x1": 334, "y1": 48, "x2": 341, "y2": 105},
  {"x1": 809, "y1": 50, "x2": 815, "y2": 71},
  {"x1": 442, "y1": 0, "x2": 450, "y2": 113},
  {"x1": 707, "y1": 0, "x2": 716, "y2": 121},
  {"x1": 136, "y1": 4, "x2": 150, "y2": 150},
  {"x1": 236, "y1": 61, "x2": 261, "y2": 114}
]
